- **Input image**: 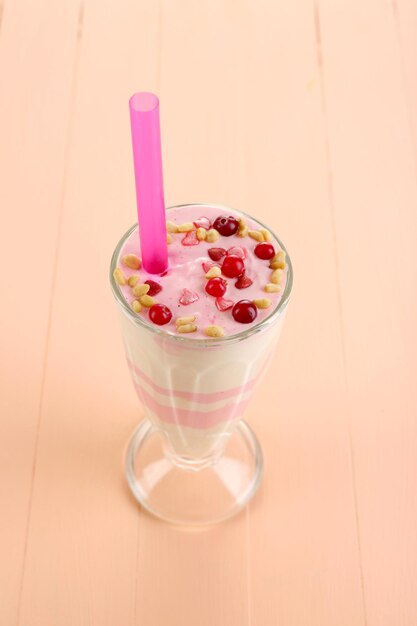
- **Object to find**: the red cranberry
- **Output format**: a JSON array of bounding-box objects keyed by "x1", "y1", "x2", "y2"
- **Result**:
[
  {"x1": 232, "y1": 300, "x2": 258, "y2": 324},
  {"x1": 149, "y1": 304, "x2": 172, "y2": 325},
  {"x1": 205, "y1": 277, "x2": 227, "y2": 297},
  {"x1": 254, "y1": 242, "x2": 275, "y2": 260},
  {"x1": 144, "y1": 280, "x2": 162, "y2": 296},
  {"x1": 235, "y1": 272, "x2": 253, "y2": 289},
  {"x1": 221, "y1": 255, "x2": 245, "y2": 278},
  {"x1": 208, "y1": 247, "x2": 227, "y2": 261},
  {"x1": 212, "y1": 215, "x2": 240, "y2": 237}
]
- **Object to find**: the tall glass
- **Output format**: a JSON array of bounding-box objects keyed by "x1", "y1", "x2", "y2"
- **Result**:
[{"x1": 110, "y1": 204, "x2": 293, "y2": 525}]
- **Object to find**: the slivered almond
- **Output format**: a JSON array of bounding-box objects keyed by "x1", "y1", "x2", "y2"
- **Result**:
[
  {"x1": 205, "y1": 266, "x2": 221, "y2": 279},
  {"x1": 238, "y1": 218, "x2": 248, "y2": 237},
  {"x1": 113, "y1": 268, "x2": 127, "y2": 286},
  {"x1": 205, "y1": 325, "x2": 225, "y2": 338},
  {"x1": 139, "y1": 294, "x2": 155, "y2": 307},
  {"x1": 177, "y1": 222, "x2": 195, "y2": 233},
  {"x1": 166, "y1": 221, "x2": 178, "y2": 233},
  {"x1": 270, "y1": 269, "x2": 283, "y2": 285},
  {"x1": 132, "y1": 283, "x2": 150, "y2": 297},
  {"x1": 176, "y1": 315, "x2": 196, "y2": 326},
  {"x1": 128, "y1": 275, "x2": 140, "y2": 288},
  {"x1": 177, "y1": 323, "x2": 197, "y2": 334},
  {"x1": 264, "y1": 283, "x2": 281, "y2": 293},
  {"x1": 248, "y1": 229, "x2": 264, "y2": 242},
  {"x1": 270, "y1": 250, "x2": 286, "y2": 270},
  {"x1": 121, "y1": 254, "x2": 141, "y2": 270},
  {"x1": 260, "y1": 228, "x2": 272, "y2": 242},
  {"x1": 206, "y1": 228, "x2": 220, "y2": 243},
  {"x1": 253, "y1": 298, "x2": 272, "y2": 309},
  {"x1": 131, "y1": 300, "x2": 142, "y2": 313},
  {"x1": 167, "y1": 233, "x2": 173, "y2": 244},
  {"x1": 196, "y1": 227, "x2": 207, "y2": 241}
]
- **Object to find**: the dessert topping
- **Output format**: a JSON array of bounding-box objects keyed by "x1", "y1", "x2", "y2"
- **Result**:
[
  {"x1": 232, "y1": 300, "x2": 258, "y2": 324},
  {"x1": 205, "y1": 325, "x2": 225, "y2": 337},
  {"x1": 144, "y1": 280, "x2": 162, "y2": 296},
  {"x1": 212, "y1": 215, "x2": 240, "y2": 237},
  {"x1": 113, "y1": 268, "x2": 127, "y2": 286},
  {"x1": 253, "y1": 298, "x2": 272, "y2": 309},
  {"x1": 205, "y1": 277, "x2": 227, "y2": 297},
  {"x1": 205, "y1": 266, "x2": 222, "y2": 279},
  {"x1": 221, "y1": 255, "x2": 245, "y2": 278},
  {"x1": 193, "y1": 216, "x2": 211, "y2": 230},
  {"x1": 235, "y1": 272, "x2": 253, "y2": 289},
  {"x1": 215, "y1": 297, "x2": 234, "y2": 312},
  {"x1": 254, "y1": 242, "x2": 275, "y2": 260},
  {"x1": 179, "y1": 288, "x2": 199, "y2": 305},
  {"x1": 121, "y1": 254, "x2": 142, "y2": 270},
  {"x1": 149, "y1": 303, "x2": 172, "y2": 325},
  {"x1": 181, "y1": 230, "x2": 199, "y2": 246}
]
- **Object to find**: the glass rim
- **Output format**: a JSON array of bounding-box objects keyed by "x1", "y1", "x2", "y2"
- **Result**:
[{"x1": 109, "y1": 203, "x2": 293, "y2": 346}]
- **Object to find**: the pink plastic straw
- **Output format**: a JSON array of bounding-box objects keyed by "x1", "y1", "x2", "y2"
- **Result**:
[{"x1": 129, "y1": 92, "x2": 168, "y2": 274}]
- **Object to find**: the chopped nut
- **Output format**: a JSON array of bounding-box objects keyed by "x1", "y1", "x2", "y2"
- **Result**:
[
  {"x1": 270, "y1": 250, "x2": 286, "y2": 270},
  {"x1": 121, "y1": 254, "x2": 141, "y2": 270},
  {"x1": 205, "y1": 266, "x2": 221, "y2": 279},
  {"x1": 175, "y1": 315, "x2": 196, "y2": 326},
  {"x1": 248, "y1": 230, "x2": 264, "y2": 242},
  {"x1": 166, "y1": 221, "x2": 178, "y2": 233},
  {"x1": 167, "y1": 233, "x2": 173, "y2": 244},
  {"x1": 177, "y1": 323, "x2": 197, "y2": 334},
  {"x1": 260, "y1": 228, "x2": 272, "y2": 242},
  {"x1": 270, "y1": 269, "x2": 283, "y2": 285},
  {"x1": 132, "y1": 283, "x2": 150, "y2": 297},
  {"x1": 205, "y1": 325, "x2": 225, "y2": 338},
  {"x1": 177, "y1": 222, "x2": 195, "y2": 233},
  {"x1": 139, "y1": 294, "x2": 155, "y2": 307},
  {"x1": 206, "y1": 228, "x2": 220, "y2": 243},
  {"x1": 196, "y1": 227, "x2": 207, "y2": 241},
  {"x1": 237, "y1": 218, "x2": 248, "y2": 237},
  {"x1": 253, "y1": 298, "x2": 272, "y2": 309},
  {"x1": 128, "y1": 275, "x2": 140, "y2": 288},
  {"x1": 264, "y1": 283, "x2": 281, "y2": 293},
  {"x1": 131, "y1": 300, "x2": 142, "y2": 313},
  {"x1": 113, "y1": 268, "x2": 127, "y2": 286}
]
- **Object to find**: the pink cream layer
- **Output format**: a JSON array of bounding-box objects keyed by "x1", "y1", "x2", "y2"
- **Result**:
[{"x1": 117, "y1": 205, "x2": 287, "y2": 338}]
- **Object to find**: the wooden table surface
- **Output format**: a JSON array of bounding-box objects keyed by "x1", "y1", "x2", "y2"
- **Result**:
[{"x1": 1, "y1": 1, "x2": 416, "y2": 624}]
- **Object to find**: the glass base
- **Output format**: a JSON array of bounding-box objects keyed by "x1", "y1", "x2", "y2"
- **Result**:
[{"x1": 125, "y1": 419, "x2": 263, "y2": 526}]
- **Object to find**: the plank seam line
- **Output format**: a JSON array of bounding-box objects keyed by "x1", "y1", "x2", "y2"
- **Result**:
[
  {"x1": 314, "y1": 3, "x2": 368, "y2": 626},
  {"x1": 0, "y1": 1, "x2": 4, "y2": 34},
  {"x1": 391, "y1": 0, "x2": 417, "y2": 183},
  {"x1": 15, "y1": 3, "x2": 84, "y2": 624},
  {"x1": 245, "y1": 506, "x2": 252, "y2": 626}
]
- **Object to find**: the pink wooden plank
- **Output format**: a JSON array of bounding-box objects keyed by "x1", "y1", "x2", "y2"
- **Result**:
[
  {"x1": 394, "y1": 0, "x2": 417, "y2": 169},
  {"x1": 0, "y1": 1, "x2": 79, "y2": 623},
  {"x1": 16, "y1": 1, "x2": 162, "y2": 624},
  {"x1": 238, "y1": 2, "x2": 365, "y2": 624},
  {"x1": 318, "y1": 0, "x2": 417, "y2": 623}
]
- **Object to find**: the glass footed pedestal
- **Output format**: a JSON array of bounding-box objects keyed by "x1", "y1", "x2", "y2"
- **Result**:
[
  {"x1": 125, "y1": 418, "x2": 263, "y2": 526},
  {"x1": 111, "y1": 204, "x2": 293, "y2": 526}
]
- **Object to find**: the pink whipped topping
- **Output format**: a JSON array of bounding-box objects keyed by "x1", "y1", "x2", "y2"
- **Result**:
[{"x1": 117, "y1": 205, "x2": 287, "y2": 338}]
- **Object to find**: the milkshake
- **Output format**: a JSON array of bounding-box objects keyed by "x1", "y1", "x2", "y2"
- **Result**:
[
  {"x1": 111, "y1": 204, "x2": 291, "y2": 463},
  {"x1": 111, "y1": 92, "x2": 292, "y2": 524}
]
